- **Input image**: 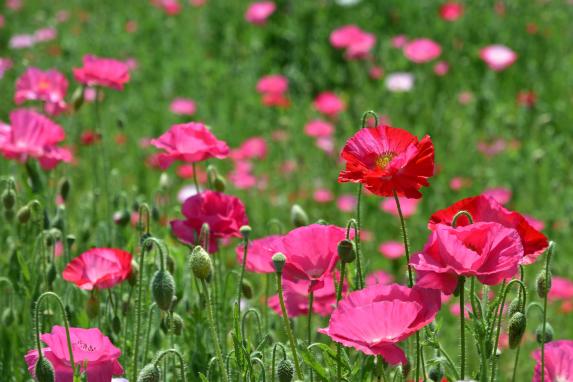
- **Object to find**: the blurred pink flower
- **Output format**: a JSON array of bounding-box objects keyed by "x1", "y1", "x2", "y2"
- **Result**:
[
  {"x1": 15, "y1": 68, "x2": 68, "y2": 115},
  {"x1": 280, "y1": 160, "x2": 297, "y2": 174},
  {"x1": 229, "y1": 161, "x2": 257, "y2": 189},
  {"x1": 170, "y1": 98, "x2": 197, "y2": 115},
  {"x1": 34, "y1": 27, "x2": 57, "y2": 42},
  {"x1": 74, "y1": 55, "x2": 130, "y2": 90},
  {"x1": 336, "y1": 194, "x2": 357, "y2": 212},
  {"x1": 313, "y1": 92, "x2": 345, "y2": 117},
  {"x1": 245, "y1": 1, "x2": 276, "y2": 25},
  {"x1": 449, "y1": 176, "x2": 472, "y2": 191},
  {"x1": 256, "y1": 74, "x2": 288, "y2": 95},
  {"x1": 369, "y1": 65, "x2": 384, "y2": 79},
  {"x1": 532, "y1": 340, "x2": 573, "y2": 381},
  {"x1": 477, "y1": 139, "x2": 507, "y2": 157},
  {"x1": 0, "y1": 58, "x2": 13, "y2": 79},
  {"x1": 439, "y1": 2, "x2": 464, "y2": 21},
  {"x1": 403, "y1": 38, "x2": 442, "y2": 63},
  {"x1": 236, "y1": 235, "x2": 284, "y2": 274},
  {"x1": 380, "y1": 197, "x2": 419, "y2": 218},
  {"x1": 315, "y1": 136, "x2": 335, "y2": 154},
  {"x1": 480, "y1": 45, "x2": 517, "y2": 71},
  {"x1": 365, "y1": 271, "x2": 394, "y2": 286},
  {"x1": 7, "y1": 0, "x2": 23, "y2": 10},
  {"x1": 231, "y1": 137, "x2": 267, "y2": 160},
  {"x1": 378, "y1": 241, "x2": 405, "y2": 260},
  {"x1": 483, "y1": 187, "x2": 512, "y2": 205},
  {"x1": 330, "y1": 25, "x2": 376, "y2": 59},
  {"x1": 9, "y1": 34, "x2": 35, "y2": 49},
  {"x1": 313, "y1": 188, "x2": 334, "y2": 203},
  {"x1": 457, "y1": 91, "x2": 474, "y2": 105},
  {"x1": 548, "y1": 276, "x2": 573, "y2": 301},
  {"x1": 433, "y1": 61, "x2": 449, "y2": 76},
  {"x1": 304, "y1": 119, "x2": 334, "y2": 138},
  {"x1": 385, "y1": 72, "x2": 414, "y2": 92},
  {"x1": 151, "y1": 0, "x2": 182, "y2": 15},
  {"x1": 391, "y1": 35, "x2": 408, "y2": 49}
]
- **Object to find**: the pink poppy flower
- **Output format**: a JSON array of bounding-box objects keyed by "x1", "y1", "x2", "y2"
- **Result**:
[
  {"x1": 548, "y1": 277, "x2": 573, "y2": 301},
  {"x1": 380, "y1": 197, "x2": 419, "y2": 218},
  {"x1": 336, "y1": 194, "x2": 357, "y2": 212},
  {"x1": 15, "y1": 68, "x2": 69, "y2": 114},
  {"x1": 411, "y1": 222, "x2": 523, "y2": 294},
  {"x1": 245, "y1": 1, "x2": 276, "y2": 25},
  {"x1": 150, "y1": 122, "x2": 229, "y2": 169},
  {"x1": 483, "y1": 187, "x2": 512, "y2": 205},
  {"x1": 170, "y1": 190, "x2": 248, "y2": 252},
  {"x1": 319, "y1": 283, "x2": 441, "y2": 365},
  {"x1": 313, "y1": 188, "x2": 334, "y2": 203},
  {"x1": 236, "y1": 235, "x2": 284, "y2": 274},
  {"x1": 229, "y1": 162, "x2": 257, "y2": 189},
  {"x1": 532, "y1": 340, "x2": 573, "y2": 381},
  {"x1": 230, "y1": 137, "x2": 267, "y2": 160},
  {"x1": 391, "y1": 35, "x2": 408, "y2": 49},
  {"x1": 170, "y1": 98, "x2": 196, "y2": 115},
  {"x1": 0, "y1": 15, "x2": 4, "y2": 28},
  {"x1": 313, "y1": 92, "x2": 345, "y2": 117},
  {"x1": 34, "y1": 27, "x2": 57, "y2": 43},
  {"x1": 365, "y1": 271, "x2": 394, "y2": 286},
  {"x1": 369, "y1": 65, "x2": 384, "y2": 79},
  {"x1": 378, "y1": 241, "x2": 405, "y2": 260},
  {"x1": 449, "y1": 176, "x2": 471, "y2": 191},
  {"x1": 403, "y1": 38, "x2": 442, "y2": 63},
  {"x1": 315, "y1": 136, "x2": 335, "y2": 154},
  {"x1": 479, "y1": 45, "x2": 517, "y2": 71},
  {"x1": 433, "y1": 61, "x2": 449, "y2": 76},
  {"x1": 0, "y1": 109, "x2": 72, "y2": 169},
  {"x1": 330, "y1": 25, "x2": 376, "y2": 59},
  {"x1": 25, "y1": 326, "x2": 123, "y2": 382},
  {"x1": 9, "y1": 34, "x2": 36, "y2": 49},
  {"x1": 62, "y1": 248, "x2": 132, "y2": 290},
  {"x1": 73, "y1": 55, "x2": 130, "y2": 90},
  {"x1": 477, "y1": 138, "x2": 507, "y2": 157},
  {"x1": 439, "y1": 2, "x2": 464, "y2": 21},
  {"x1": 280, "y1": 224, "x2": 346, "y2": 292},
  {"x1": 256, "y1": 74, "x2": 288, "y2": 95},
  {"x1": 304, "y1": 119, "x2": 334, "y2": 138},
  {"x1": 151, "y1": 0, "x2": 182, "y2": 15},
  {"x1": 0, "y1": 58, "x2": 13, "y2": 79},
  {"x1": 458, "y1": 91, "x2": 474, "y2": 105},
  {"x1": 385, "y1": 72, "x2": 414, "y2": 92}
]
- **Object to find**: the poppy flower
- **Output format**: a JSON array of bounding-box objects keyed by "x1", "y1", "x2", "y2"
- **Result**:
[
  {"x1": 151, "y1": 0, "x2": 182, "y2": 15},
  {"x1": 170, "y1": 98, "x2": 196, "y2": 115},
  {"x1": 378, "y1": 241, "x2": 405, "y2": 260},
  {"x1": 338, "y1": 124, "x2": 434, "y2": 198},
  {"x1": 548, "y1": 276, "x2": 573, "y2": 301},
  {"x1": 236, "y1": 235, "x2": 284, "y2": 274},
  {"x1": 336, "y1": 194, "x2": 357, "y2": 212},
  {"x1": 15, "y1": 67, "x2": 68, "y2": 115},
  {"x1": 0, "y1": 58, "x2": 13, "y2": 79},
  {"x1": 433, "y1": 61, "x2": 449, "y2": 76},
  {"x1": 279, "y1": 224, "x2": 346, "y2": 292},
  {"x1": 531, "y1": 340, "x2": 573, "y2": 381},
  {"x1": 365, "y1": 271, "x2": 394, "y2": 286},
  {"x1": 62, "y1": 248, "x2": 132, "y2": 290},
  {"x1": 256, "y1": 74, "x2": 288, "y2": 95},
  {"x1": 0, "y1": 109, "x2": 72, "y2": 169},
  {"x1": 403, "y1": 38, "x2": 442, "y2": 63},
  {"x1": 313, "y1": 188, "x2": 334, "y2": 203},
  {"x1": 150, "y1": 122, "x2": 229, "y2": 169},
  {"x1": 479, "y1": 45, "x2": 517, "y2": 71},
  {"x1": 411, "y1": 222, "x2": 523, "y2": 294},
  {"x1": 245, "y1": 1, "x2": 276, "y2": 25},
  {"x1": 429, "y1": 195, "x2": 549, "y2": 264},
  {"x1": 170, "y1": 190, "x2": 248, "y2": 252},
  {"x1": 385, "y1": 72, "x2": 414, "y2": 92},
  {"x1": 330, "y1": 25, "x2": 376, "y2": 59},
  {"x1": 483, "y1": 187, "x2": 512, "y2": 205},
  {"x1": 380, "y1": 196, "x2": 419, "y2": 217},
  {"x1": 319, "y1": 283, "x2": 441, "y2": 365},
  {"x1": 73, "y1": 55, "x2": 130, "y2": 90},
  {"x1": 230, "y1": 137, "x2": 267, "y2": 160},
  {"x1": 313, "y1": 92, "x2": 345, "y2": 117},
  {"x1": 439, "y1": 2, "x2": 463, "y2": 21},
  {"x1": 304, "y1": 119, "x2": 334, "y2": 138},
  {"x1": 25, "y1": 326, "x2": 123, "y2": 382},
  {"x1": 229, "y1": 161, "x2": 258, "y2": 189}
]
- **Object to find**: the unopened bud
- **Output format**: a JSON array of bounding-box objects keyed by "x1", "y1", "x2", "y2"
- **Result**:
[
  {"x1": 66, "y1": 235, "x2": 76, "y2": 248},
  {"x1": 290, "y1": 204, "x2": 308, "y2": 227},
  {"x1": 137, "y1": 363, "x2": 161, "y2": 382},
  {"x1": 2, "y1": 189, "x2": 16, "y2": 210},
  {"x1": 58, "y1": 178, "x2": 70, "y2": 202},
  {"x1": 213, "y1": 175, "x2": 226, "y2": 192},
  {"x1": 35, "y1": 357, "x2": 55, "y2": 382},
  {"x1": 508, "y1": 312, "x2": 526, "y2": 349},
  {"x1": 536, "y1": 270, "x2": 552, "y2": 298},
  {"x1": 112, "y1": 315, "x2": 121, "y2": 334},
  {"x1": 277, "y1": 359, "x2": 295, "y2": 382},
  {"x1": 428, "y1": 362, "x2": 444, "y2": 382},
  {"x1": 535, "y1": 322, "x2": 554, "y2": 344},
  {"x1": 172, "y1": 313, "x2": 184, "y2": 336},
  {"x1": 507, "y1": 297, "x2": 523, "y2": 318},
  {"x1": 189, "y1": 246, "x2": 212, "y2": 280},
  {"x1": 113, "y1": 210, "x2": 131, "y2": 226},
  {"x1": 337, "y1": 239, "x2": 356, "y2": 263},
  {"x1": 151, "y1": 270, "x2": 175, "y2": 311},
  {"x1": 46, "y1": 263, "x2": 57, "y2": 286},
  {"x1": 17, "y1": 206, "x2": 31, "y2": 224},
  {"x1": 242, "y1": 279, "x2": 253, "y2": 299},
  {"x1": 272, "y1": 252, "x2": 287, "y2": 273},
  {"x1": 128, "y1": 261, "x2": 139, "y2": 287},
  {"x1": 71, "y1": 86, "x2": 85, "y2": 112},
  {"x1": 240, "y1": 225, "x2": 252, "y2": 240}
]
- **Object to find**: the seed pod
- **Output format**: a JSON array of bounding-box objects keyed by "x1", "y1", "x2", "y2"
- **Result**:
[
  {"x1": 86, "y1": 294, "x2": 100, "y2": 320},
  {"x1": 213, "y1": 175, "x2": 226, "y2": 192},
  {"x1": 2, "y1": 189, "x2": 16, "y2": 210},
  {"x1": 536, "y1": 270, "x2": 552, "y2": 298},
  {"x1": 112, "y1": 315, "x2": 121, "y2": 334},
  {"x1": 189, "y1": 246, "x2": 212, "y2": 280},
  {"x1": 2, "y1": 308, "x2": 15, "y2": 326},
  {"x1": 277, "y1": 359, "x2": 295, "y2": 382},
  {"x1": 508, "y1": 312, "x2": 527, "y2": 349},
  {"x1": 35, "y1": 357, "x2": 55, "y2": 382},
  {"x1": 151, "y1": 270, "x2": 175, "y2": 311},
  {"x1": 17, "y1": 206, "x2": 31, "y2": 224},
  {"x1": 137, "y1": 363, "x2": 161, "y2": 382},
  {"x1": 242, "y1": 279, "x2": 253, "y2": 299},
  {"x1": 272, "y1": 252, "x2": 287, "y2": 273},
  {"x1": 337, "y1": 239, "x2": 356, "y2": 264},
  {"x1": 290, "y1": 204, "x2": 308, "y2": 227},
  {"x1": 535, "y1": 322, "x2": 554, "y2": 344},
  {"x1": 428, "y1": 362, "x2": 444, "y2": 382}
]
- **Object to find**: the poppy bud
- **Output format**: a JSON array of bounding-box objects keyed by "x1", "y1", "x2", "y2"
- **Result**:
[
  {"x1": 58, "y1": 178, "x2": 70, "y2": 202},
  {"x1": 272, "y1": 252, "x2": 287, "y2": 273},
  {"x1": 290, "y1": 204, "x2": 308, "y2": 227},
  {"x1": 278, "y1": 359, "x2": 295, "y2": 382},
  {"x1": 137, "y1": 363, "x2": 161, "y2": 382},
  {"x1": 508, "y1": 312, "x2": 526, "y2": 349},
  {"x1": 86, "y1": 294, "x2": 100, "y2": 319},
  {"x1": 213, "y1": 175, "x2": 226, "y2": 192},
  {"x1": 112, "y1": 315, "x2": 122, "y2": 334},
  {"x1": 2, "y1": 308, "x2": 15, "y2": 326},
  {"x1": 159, "y1": 173, "x2": 170, "y2": 190},
  {"x1": 71, "y1": 86, "x2": 85, "y2": 112},
  {"x1": 128, "y1": 261, "x2": 139, "y2": 287},
  {"x1": 151, "y1": 205, "x2": 160, "y2": 222},
  {"x1": 172, "y1": 313, "x2": 184, "y2": 336},
  {"x1": 428, "y1": 362, "x2": 444, "y2": 382},
  {"x1": 66, "y1": 235, "x2": 76, "y2": 248},
  {"x1": 46, "y1": 263, "x2": 57, "y2": 286},
  {"x1": 240, "y1": 225, "x2": 252, "y2": 240},
  {"x1": 242, "y1": 279, "x2": 253, "y2": 299},
  {"x1": 189, "y1": 245, "x2": 213, "y2": 280},
  {"x1": 535, "y1": 322, "x2": 554, "y2": 344},
  {"x1": 151, "y1": 270, "x2": 175, "y2": 311},
  {"x1": 536, "y1": 270, "x2": 552, "y2": 298},
  {"x1": 2, "y1": 189, "x2": 16, "y2": 210},
  {"x1": 337, "y1": 239, "x2": 356, "y2": 263},
  {"x1": 113, "y1": 210, "x2": 130, "y2": 226},
  {"x1": 17, "y1": 205, "x2": 31, "y2": 224},
  {"x1": 507, "y1": 297, "x2": 523, "y2": 318},
  {"x1": 35, "y1": 357, "x2": 55, "y2": 382}
]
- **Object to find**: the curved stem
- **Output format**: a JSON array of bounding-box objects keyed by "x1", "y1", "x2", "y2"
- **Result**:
[
  {"x1": 451, "y1": 210, "x2": 474, "y2": 227},
  {"x1": 459, "y1": 276, "x2": 466, "y2": 380},
  {"x1": 275, "y1": 272, "x2": 303, "y2": 379},
  {"x1": 271, "y1": 343, "x2": 287, "y2": 382},
  {"x1": 511, "y1": 346, "x2": 521, "y2": 382},
  {"x1": 435, "y1": 343, "x2": 461, "y2": 380},
  {"x1": 153, "y1": 349, "x2": 187, "y2": 381},
  {"x1": 143, "y1": 303, "x2": 157, "y2": 362},
  {"x1": 540, "y1": 242, "x2": 555, "y2": 382},
  {"x1": 201, "y1": 279, "x2": 229, "y2": 382}
]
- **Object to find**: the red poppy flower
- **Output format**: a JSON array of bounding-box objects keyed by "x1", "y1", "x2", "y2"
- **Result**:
[
  {"x1": 338, "y1": 125, "x2": 435, "y2": 198},
  {"x1": 429, "y1": 195, "x2": 549, "y2": 265},
  {"x1": 62, "y1": 248, "x2": 132, "y2": 290},
  {"x1": 170, "y1": 190, "x2": 248, "y2": 252},
  {"x1": 73, "y1": 55, "x2": 130, "y2": 90}
]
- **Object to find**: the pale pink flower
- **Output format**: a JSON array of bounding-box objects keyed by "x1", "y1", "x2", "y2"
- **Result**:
[
  {"x1": 330, "y1": 25, "x2": 376, "y2": 59},
  {"x1": 378, "y1": 241, "x2": 405, "y2": 260},
  {"x1": 380, "y1": 197, "x2": 419, "y2": 218},
  {"x1": 9, "y1": 34, "x2": 35, "y2": 49},
  {"x1": 433, "y1": 61, "x2": 449, "y2": 76},
  {"x1": 336, "y1": 194, "x2": 357, "y2": 213},
  {"x1": 385, "y1": 72, "x2": 414, "y2": 92},
  {"x1": 403, "y1": 38, "x2": 442, "y2": 63},
  {"x1": 313, "y1": 188, "x2": 334, "y2": 203},
  {"x1": 34, "y1": 27, "x2": 57, "y2": 43},
  {"x1": 170, "y1": 98, "x2": 197, "y2": 116},
  {"x1": 483, "y1": 187, "x2": 512, "y2": 205},
  {"x1": 480, "y1": 45, "x2": 517, "y2": 71},
  {"x1": 0, "y1": 58, "x2": 14, "y2": 79},
  {"x1": 304, "y1": 119, "x2": 334, "y2": 138},
  {"x1": 391, "y1": 35, "x2": 408, "y2": 49}
]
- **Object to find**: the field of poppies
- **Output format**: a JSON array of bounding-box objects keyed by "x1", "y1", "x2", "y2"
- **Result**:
[{"x1": 1, "y1": 0, "x2": 573, "y2": 381}]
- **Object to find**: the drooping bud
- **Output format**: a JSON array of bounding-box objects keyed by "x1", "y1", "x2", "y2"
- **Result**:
[
  {"x1": 277, "y1": 359, "x2": 295, "y2": 382},
  {"x1": 290, "y1": 204, "x2": 308, "y2": 227},
  {"x1": 189, "y1": 245, "x2": 213, "y2": 280},
  {"x1": 535, "y1": 322, "x2": 554, "y2": 344},
  {"x1": 242, "y1": 279, "x2": 253, "y2": 299},
  {"x1": 272, "y1": 252, "x2": 287, "y2": 273},
  {"x1": 159, "y1": 173, "x2": 170, "y2": 191},
  {"x1": 337, "y1": 239, "x2": 356, "y2": 263},
  {"x1": 66, "y1": 235, "x2": 76, "y2": 248},
  {"x1": 17, "y1": 205, "x2": 31, "y2": 224},
  {"x1": 240, "y1": 225, "x2": 252, "y2": 240},
  {"x1": 151, "y1": 270, "x2": 176, "y2": 311},
  {"x1": 2, "y1": 188, "x2": 16, "y2": 210},
  {"x1": 113, "y1": 210, "x2": 131, "y2": 226},
  {"x1": 171, "y1": 313, "x2": 184, "y2": 336},
  {"x1": 35, "y1": 357, "x2": 55, "y2": 382},
  {"x1": 46, "y1": 263, "x2": 57, "y2": 286},
  {"x1": 58, "y1": 178, "x2": 70, "y2": 202},
  {"x1": 137, "y1": 363, "x2": 161, "y2": 382},
  {"x1": 428, "y1": 362, "x2": 444, "y2": 382},
  {"x1": 213, "y1": 175, "x2": 226, "y2": 192},
  {"x1": 508, "y1": 312, "x2": 527, "y2": 349},
  {"x1": 86, "y1": 294, "x2": 100, "y2": 319},
  {"x1": 507, "y1": 297, "x2": 523, "y2": 318},
  {"x1": 536, "y1": 270, "x2": 552, "y2": 298}
]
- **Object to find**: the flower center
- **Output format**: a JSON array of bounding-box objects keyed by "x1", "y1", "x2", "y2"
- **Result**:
[
  {"x1": 375, "y1": 152, "x2": 396, "y2": 169},
  {"x1": 75, "y1": 340, "x2": 96, "y2": 352},
  {"x1": 38, "y1": 80, "x2": 51, "y2": 91}
]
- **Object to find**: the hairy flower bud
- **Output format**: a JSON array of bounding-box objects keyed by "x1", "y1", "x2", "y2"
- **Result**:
[
  {"x1": 507, "y1": 297, "x2": 523, "y2": 318},
  {"x1": 2, "y1": 189, "x2": 16, "y2": 210},
  {"x1": 240, "y1": 225, "x2": 252, "y2": 240},
  {"x1": 137, "y1": 363, "x2": 161, "y2": 382},
  {"x1": 189, "y1": 246, "x2": 212, "y2": 280},
  {"x1": 337, "y1": 239, "x2": 356, "y2": 263},
  {"x1": 172, "y1": 313, "x2": 184, "y2": 336},
  {"x1": 508, "y1": 312, "x2": 526, "y2": 349},
  {"x1": 35, "y1": 357, "x2": 55, "y2": 382},
  {"x1": 272, "y1": 252, "x2": 287, "y2": 273},
  {"x1": 536, "y1": 270, "x2": 552, "y2": 298},
  {"x1": 428, "y1": 362, "x2": 444, "y2": 382},
  {"x1": 151, "y1": 270, "x2": 176, "y2": 311},
  {"x1": 17, "y1": 205, "x2": 31, "y2": 224},
  {"x1": 46, "y1": 263, "x2": 57, "y2": 286},
  {"x1": 290, "y1": 204, "x2": 308, "y2": 227},
  {"x1": 535, "y1": 322, "x2": 554, "y2": 344},
  {"x1": 278, "y1": 359, "x2": 295, "y2": 382}
]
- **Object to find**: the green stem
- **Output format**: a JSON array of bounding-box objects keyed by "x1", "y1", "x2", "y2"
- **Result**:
[
  {"x1": 435, "y1": 343, "x2": 461, "y2": 380},
  {"x1": 354, "y1": 184, "x2": 364, "y2": 289},
  {"x1": 336, "y1": 262, "x2": 347, "y2": 382},
  {"x1": 459, "y1": 276, "x2": 466, "y2": 380},
  {"x1": 275, "y1": 272, "x2": 303, "y2": 379},
  {"x1": 192, "y1": 162, "x2": 200, "y2": 192},
  {"x1": 201, "y1": 279, "x2": 229, "y2": 382},
  {"x1": 237, "y1": 234, "x2": 249, "y2": 307},
  {"x1": 510, "y1": 346, "x2": 521, "y2": 382},
  {"x1": 540, "y1": 242, "x2": 554, "y2": 382},
  {"x1": 308, "y1": 291, "x2": 315, "y2": 382},
  {"x1": 153, "y1": 349, "x2": 187, "y2": 381}
]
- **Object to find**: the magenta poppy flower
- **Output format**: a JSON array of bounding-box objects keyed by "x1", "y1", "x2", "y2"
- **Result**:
[
  {"x1": 329, "y1": 25, "x2": 376, "y2": 59},
  {"x1": 0, "y1": 109, "x2": 72, "y2": 169},
  {"x1": 380, "y1": 196, "x2": 419, "y2": 218},
  {"x1": 245, "y1": 1, "x2": 276, "y2": 25},
  {"x1": 236, "y1": 235, "x2": 284, "y2": 274},
  {"x1": 532, "y1": 340, "x2": 573, "y2": 381},
  {"x1": 313, "y1": 92, "x2": 345, "y2": 117},
  {"x1": 256, "y1": 74, "x2": 288, "y2": 95},
  {"x1": 15, "y1": 67, "x2": 68, "y2": 115},
  {"x1": 411, "y1": 222, "x2": 523, "y2": 294},
  {"x1": 336, "y1": 194, "x2": 357, "y2": 212},
  {"x1": 304, "y1": 119, "x2": 334, "y2": 138},
  {"x1": 378, "y1": 241, "x2": 405, "y2": 260},
  {"x1": 73, "y1": 55, "x2": 130, "y2": 90},
  {"x1": 483, "y1": 187, "x2": 512, "y2": 205},
  {"x1": 433, "y1": 61, "x2": 449, "y2": 76},
  {"x1": 313, "y1": 188, "x2": 334, "y2": 203},
  {"x1": 429, "y1": 195, "x2": 549, "y2": 265},
  {"x1": 479, "y1": 45, "x2": 517, "y2": 71},
  {"x1": 62, "y1": 248, "x2": 132, "y2": 290},
  {"x1": 170, "y1": 98, "x2": 196, "y2": 115},
  {"x1": 230, "y1": 137, "x2": 267, "y2": 160},
  {"x1": 280, "y1": 224, "x2": 346, "y2": 292},
  {"x1": 391, "y1": 35, "x2": 408, "y2": 49},
  {"x1": 171, "y1": 190, "x2": 248, "y2": 252},
  {"x1": 319, "y1": 283, "x2": 441, "y2": 365},
  {"x1": 25, "y1": 326, "x2": 123, "y2": 382},
  {"x1": 229, "y1": 161, "x2": 257, "y2": 189},
  {"x1": 151, "y1": 0, "x2": 182, "y2": 15},
  {"x1": 439, "y1": 2, "x2": 464, "y2": 21},
  {"x1": 548, "y1": 277, "x2": 573, "y2": 301},
  {"x1": 150, "y1": 122, "x2": 229, "y2": 169},
  {"x1": 403, "y1": 38, "x2": 442, "y2": 63},
  {"x1": 34, "y1": 27, "x2": 57, "y2": 43}
]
